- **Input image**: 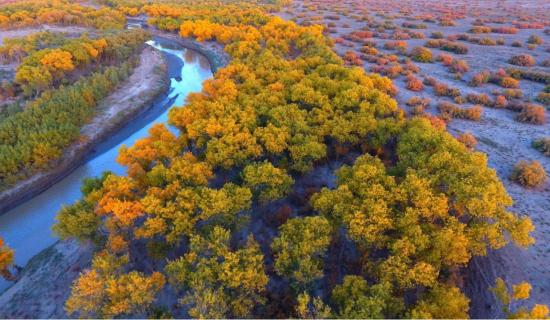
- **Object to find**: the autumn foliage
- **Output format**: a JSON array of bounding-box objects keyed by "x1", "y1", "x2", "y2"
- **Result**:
[{"x1": 33, "y1": 0, "x2": 540, "y2": 318}]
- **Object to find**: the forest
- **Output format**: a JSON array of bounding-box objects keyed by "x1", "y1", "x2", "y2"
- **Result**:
[
  {"x1": 0, "y1": 0, "x2": 548, "y2": 318},
  {"x1": 45, "y1": 0, "x2": 545, "y2": 318},
  {"x1": 0, "y1": 28, "x2": 149, "y2": 189}
]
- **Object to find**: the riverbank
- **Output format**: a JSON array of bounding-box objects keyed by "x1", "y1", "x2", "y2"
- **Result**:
[
  {"x1": 0, "y1": 47, "x2": 167, "y2": 214},
  {"x1": 0, "y1": 240, "x2": 94, "y2": 318}
]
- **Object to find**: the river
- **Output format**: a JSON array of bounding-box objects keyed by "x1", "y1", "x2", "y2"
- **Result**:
[{"x1": 0, "y1": 37, "x2": 213, "y2": 291}]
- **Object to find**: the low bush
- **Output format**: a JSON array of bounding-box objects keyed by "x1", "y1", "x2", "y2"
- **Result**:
[
  {"x1": 517, "y1": 104, "x2": 546, "y2": 124},
  {"x1": 438, "y1": 102, "x2": 482, "y2": 121},
  {"x1": 500, "y1": 76, "x2": 520, "y2": 89},
  {"x1": 450, "y1": 59, "x2": 470, "y2": 73},
  {"x1": 470, "y1": 71, "x2": 490, "y2": 86},
  {"x1": 491, "y1": 27, "x2": 518, "y2": 34},
  {"x1": 533, "y1": 137, "x2": 550, "y2": 156},
  {"x1": 410, "y1": 46, "x2": 433, "y2": 62},
  {"x1": 457, "y1": 132, "x2": 477, "y2": 150},
  {"x1": 494, "y1": 95, "x2": 508, "y2": 108},
  {"x1": 441, "y1": 42, "x2": 468, "y2": 54},
  {"x1": 536, "y1": 92, "x2": 550, "y2": 106},
  {"x1": 406, "y1": 96, "x2": 431, "y2": 107},
  {"x1": 510, "y1": 160, "x2": 547, "y2": 188},
  {"x1": 406, "y1": 75, "x2": 424, "y2": 91},
  {"x1": 434, "y1": 82, "x2": 451, "y2": 96},
  {"x1": 430, "y1": 31, "x2": 444, "y2": 39},
  {"x1": 466, "y1": 93, "x2": 492, "y2": 106},
  {"x1": 527, "y1": 35, "x2": 543, "y2": 45},
  {"x1": 470, "y1": 26, "x2": 491, "y2": 34},
  {"x1": 437, "y1": 53, "x2": 453, "y2": 66},
  {"x1": 508, "y1": 54, "x2": 536, "y2": 67}
]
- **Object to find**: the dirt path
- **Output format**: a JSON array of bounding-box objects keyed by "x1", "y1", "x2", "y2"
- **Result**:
[{"x1": 0, "y1": 46, "x2": 168, "y2": 213}]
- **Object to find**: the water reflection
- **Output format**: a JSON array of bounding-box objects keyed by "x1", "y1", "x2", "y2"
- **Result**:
[{"x1": 0, "y1": 40, "x2": 212, "y2": 291}]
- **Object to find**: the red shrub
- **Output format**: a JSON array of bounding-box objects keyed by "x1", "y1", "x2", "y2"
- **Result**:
[
  {"x1": 457, "y1": 132, "x2": 477, "y2": 150},
  {"x1": 517, "y1": 104, "x2": 546, "y2": 124},
  {"x1": 406, "y1": 75, "x2": 424, "y2": 91},
  {"x1": 450, "y1": 59, "x2": 470, "y2": 73},
  {"x1": 510, "y1": 160, "x2": 547, "y2": 188}
]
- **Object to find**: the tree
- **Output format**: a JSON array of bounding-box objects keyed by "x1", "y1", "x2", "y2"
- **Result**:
[
  {"x1": 491, "y1": 278, "x2": 549, "y2": 319},
  {"x1": 0, "y1": 237, "x2": 15, "y2": 281},
  {"x1": 271, "y1": 216, "x2": 332, "y2": 286},
  {"x1": 295, "y1": 292, "x2": 332, "y2": 319},
  {"x1": 331, "y1": 276, "x2": 402, "y2": 318},
  {"x1": 242, "y1": 161, "x2": 294, "y2": 202},
  {"x1": 410, "y1": 284, "x2": 470, "y2": 318},
  {"x1": 65, "y1": 268, "x2": 165, "y2": 318},
  {"x1": 165, "y1": 227, "x2": 268, "y2": 318},
  {"x1": 40, "y1": 49, "x2": 74, "y2": 73}
]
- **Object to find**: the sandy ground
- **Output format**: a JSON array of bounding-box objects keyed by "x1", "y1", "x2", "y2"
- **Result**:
[
  {"x1": 0, "y1": 240, "x2": 94, "y2": 318},
  {"x1": 280, "y1": 0, "x2": 549, "y2": 317}
]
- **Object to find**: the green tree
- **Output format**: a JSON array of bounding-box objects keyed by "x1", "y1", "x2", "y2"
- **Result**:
[{"x1": 271, "y1": 216, "x2": 332, "y2": 286}]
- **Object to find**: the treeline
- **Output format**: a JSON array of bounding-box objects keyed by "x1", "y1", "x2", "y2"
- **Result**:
[
  {"x1": 52, "y1": 1, "x2": 544, "y2": 319},
  {"x1": 0, "y1": 0, "x2": 126, "y2": 30},
  {"x1": 14, "y1": 29, "x2": 149, "y2": 96},
  {"x1": 0, "y1": 31, "x2": 67, "y2": 64},
  {"x1": 0, "y1": 58, "x2": 137, "y2": 188}
]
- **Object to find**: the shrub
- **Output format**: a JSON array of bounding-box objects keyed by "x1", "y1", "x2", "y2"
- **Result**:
[
  {"x1": 406, "y1": 75, "x2": 424, "y2": 91},
  {"x1": 470, "y1": 71, "x2": 490, "y2": 86},
  {"x1": 508, "y1": 54, "x2": 536, "y2": 67},
  {"x1": 507, "y1": 68, "x2": 550, "y2": 84},
  {"x1": 533, "y1": 137, "x2": 550, "y2": 156},
  {"x1": 423, "y1": 76, "x2": 437, "y2": 86},
  {"x1": 470, "y1": 26, "x2": 491, "y2": 34},
  {"x1": 517, "y1": 104, "x2": 546, "y2": 124},
  {"x1": 491, "y1": 27, "x2": 518, "y2": 34},
  {"x1": 500, "y1": 76, "x2": 520, "y2": 89},
  {"x1": 441, "y1": 42, "x2": 468, "y2": 54},
  {"x1": 527, "y1": 35, "x2": 543, "y2": 45},
  {"x1": 450, "y1": 59, "x2": 470, "y2": 73},
  {"x1": 406, "y1": 96, "x2": 431, "y2": 107},
  {"x1": 536, "y1": 92, "x2": 550, "y2": 106},
  {"x1": 438, "y1": 102, "x2": 482, "y2": 121},
  {"x1": 384, "y1": 41, "x2": 407, "y2": 53},
  {"x1": 494, "y1": 95, "x2": 508, "y2": 108},
  {"x1": 466, "y1": 93, "x2": 492, "y2": 106},
  {"x1": 438, "y1": 53, "x2": 453, "y2": 66},
  {"x1": 432, "y1": 83, "x2": 460, "y2": 98},
  {"x1": 439, "y1": 19, "x2": 455, "y2": 27},
  {"x1": 425, "y1": 39, "x2": 444, "y2": 48},
  {"x1": 502, "y1": 89, "x2": 523, "y2": 99},
  {"x1": 343, "y1": 51, "x2": 362, "y2": 66},
  {"x1": 510, "y1": 160, "x2": 547, "y2": 188},
  {"x1": 457, "y1": 132, "x2": 477, "y2": 150},
  {"x1": 430, "y1": 31, "x2": 444, "y2": 39},
  {"x1": 410, "y1": 46, "x2": 433, "y2": 63}
]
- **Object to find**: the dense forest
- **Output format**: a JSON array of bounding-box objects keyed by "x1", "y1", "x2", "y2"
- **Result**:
[
  {"x1": 32, "y1": 0, "x2": 546, "y2": 318},
  {"x1": 0, "y1": 28, "x2": 150, "y2": 189},
  {"x1": 0, "y1": 0, "x2": 125, "y2": 30}
]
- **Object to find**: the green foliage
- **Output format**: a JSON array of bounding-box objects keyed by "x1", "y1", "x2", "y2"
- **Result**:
[
  {"x1": 242, "y1": 161, "x2": 294, "y2": 202},
  {"x1": 272, "y1": 216, "x2": 332, "y2": 286},
  {"x1": 165, "y1": 227, "x2": 268, "y2": 318},
  {"x1": 331, "y1": 276, "x2": 402, "y2": 318}
]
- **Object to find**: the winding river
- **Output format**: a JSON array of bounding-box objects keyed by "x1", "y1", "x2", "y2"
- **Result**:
[{"x1": 0, "y1": 37, "x2": 213, "y2": 291}]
